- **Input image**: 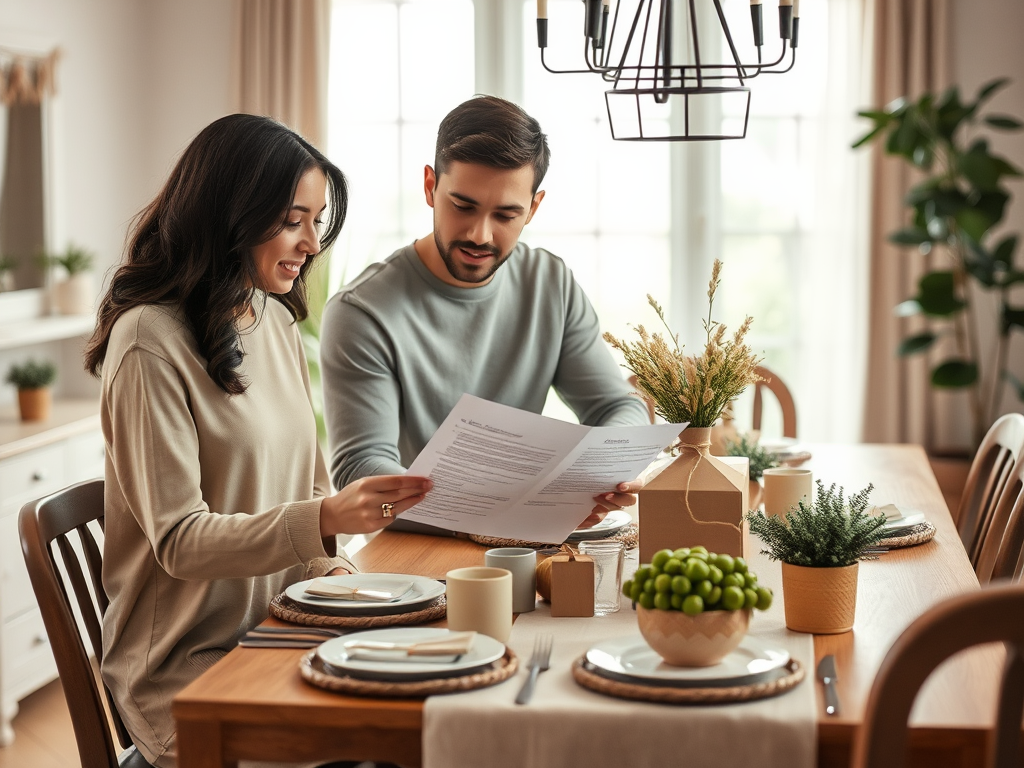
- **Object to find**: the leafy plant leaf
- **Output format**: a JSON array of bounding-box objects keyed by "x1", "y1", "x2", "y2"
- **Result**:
[
  {"x1": 888, "y1": 227, "x2": 932, "y2": 246},
  {"x1": 931, "y1": 361, "x2": 978, "y2": 388},
  {"x1": 1002, "y1": 307, "x2": 1024, "y2": 333},
  {"x1": 976, "y1": 78, "x2": 1010, "y2": 104},
  {"x1": 915, "y1": 271, "x2": 965, "y2": 316},
  {"x1": 985, "y1": 115, "x2": 1024, "y2": 130},
  {"x1": 898, "y1": 332, "x2": 937, "y2": 356},
  {"x1": 959, "y1": 145, "x2": 1002, "y2": 191}
]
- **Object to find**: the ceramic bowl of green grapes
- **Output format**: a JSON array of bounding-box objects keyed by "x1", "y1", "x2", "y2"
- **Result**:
[{"x1": 624, "y1": 546, "x2": 773, "y2": 667}]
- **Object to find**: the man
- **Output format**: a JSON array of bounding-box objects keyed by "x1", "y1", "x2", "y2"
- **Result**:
[{"x1": 321, "y1": 95, "x2": 650, "y2": 534}]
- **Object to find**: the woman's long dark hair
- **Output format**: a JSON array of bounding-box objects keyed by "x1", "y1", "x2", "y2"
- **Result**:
[{"x1": 85, "y1": 114, "x2": 348, "y2": 394}]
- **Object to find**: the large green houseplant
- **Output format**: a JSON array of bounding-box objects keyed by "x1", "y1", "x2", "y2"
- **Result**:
[{"x1": 853, "y1": 78, "x2": 1024, "y2": 447}]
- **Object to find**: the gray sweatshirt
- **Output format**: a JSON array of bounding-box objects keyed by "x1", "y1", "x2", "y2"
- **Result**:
[{"x1": 321, "y1": 241, "x2": 649, "y2": 491}]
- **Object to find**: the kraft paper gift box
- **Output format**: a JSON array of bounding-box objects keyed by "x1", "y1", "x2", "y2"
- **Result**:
[
  {"x1": 549, "y1": 551, "x2": 595, "y2": 617},
  {"x1": 638, "y1": 437, "x2": 750, "y2": 562}
]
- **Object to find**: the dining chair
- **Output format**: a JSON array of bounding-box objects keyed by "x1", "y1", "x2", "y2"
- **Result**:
[
  {"x1": 18, "y1": 478, "x2": 153, "y2": 768},
  {"x1": 851, "y1": 580, "x2": 1024, "y2": 768},
  {"x1": 752, "y1": 365, "x2": 797, "y2": 438},
  {"x1": 955, "y1": 413, "x2": 1024, "y2": 570},
  {"x1": 975, "y1": 450, "x2": 1024, "y2": 584}
]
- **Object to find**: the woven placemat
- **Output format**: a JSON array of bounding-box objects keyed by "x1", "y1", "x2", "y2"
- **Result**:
[
  {"x1": 879, "y1": 521, "x2": 937, "y2": 549},
  {"x1": 468, "y1": 523, "x2": 639, "y2": 551},
  {"x1": 299, "y1": 647, "x2": 518, "y2": 697},
  {"x1": 269, "y1": 593, "x2": 447, "y2": 628},
  {"x1": 571, "y1": 657, "x2": 804, "y2": 704}
]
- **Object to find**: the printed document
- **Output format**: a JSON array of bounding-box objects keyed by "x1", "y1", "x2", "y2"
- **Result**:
[{"x1": 403, "y1": 394, "x2": 686, "y2": 543}]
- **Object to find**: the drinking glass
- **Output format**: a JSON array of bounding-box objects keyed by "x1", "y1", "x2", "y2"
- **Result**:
[{"x1": 578, "y1": 540, "x2": 624, "y2": 616}]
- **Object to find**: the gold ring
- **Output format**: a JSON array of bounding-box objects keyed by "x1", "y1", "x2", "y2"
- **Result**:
[{"x1": 381, "y1": 503, "x2": 394, "y2": 518}]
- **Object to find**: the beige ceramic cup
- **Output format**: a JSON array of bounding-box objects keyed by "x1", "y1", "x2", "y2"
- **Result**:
[
  {"x1": 763, "y1": 468, "x2": 813, "y2": 518},
  {"x1": 445, "y1": 566, "x2": 513, "y2": 643}
]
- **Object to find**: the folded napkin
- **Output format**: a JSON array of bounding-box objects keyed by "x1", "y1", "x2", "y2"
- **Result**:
[
  {"x1": 870, "y1": 503, "x2": 902, "y2": 521},
  {"x1": 342, "y1": 630, "x2": 473, "y2": 663},
  {"x1": 304, "y1": 578, "x2": 414, "y2": 602}
]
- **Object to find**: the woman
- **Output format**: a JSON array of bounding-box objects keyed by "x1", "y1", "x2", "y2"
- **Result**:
[{"x1": 84, "y1": 114, "x2": 430, "y2": 768}]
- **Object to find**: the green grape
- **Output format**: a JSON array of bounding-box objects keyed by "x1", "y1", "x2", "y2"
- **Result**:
[
  {"x1": 664, "y1": 557, "x2": 683, "y2": 575},
  {"x1": 714, "y1": 553, "x2": 735, "y2": 575},
  {"x1": 733, "y1": 557, "x2": 749, "y2": 575},
  {"x1": 638, "y1": 592, "x2": 655, "y2": 609},
  {"x1": 654, "y1": 573, "x2": 672, "y2": 593},
  {"x1": 684, "y1": 558, "x2": 711, "y2": 582},
  {"x1": 622, "y1": 579, "x2": 633, "y2": 598},
  {"x1": 690, "y1": 545, "x2": 708, "y2": 555},
  {"x1": 755, "y1": 586, "x2": 773, "y2": 611},
  {"x1": 630, "y1": 582, "x2": 643, "y2": 602},
  {"x1": 721, "y1": 573, "x2": 744, "y2": 589},
  {"x1": 687, "y1": 551, "x2": 709, "y2": 562},
  {"x1": 706, "y1": 585, "x2": 722, "y2": 605},
  {"x1": 670, "y1": 593, "x2": 684, "y2": 610},
  {"x1": 649, "y1": 566, "x2": 662, "y2": 579},
  {"x1": 721, "y1": 585, "x2": 745, "y2": 610},
  {"x1": 672, "y1": 547, "x2": 691, "y2": 560},
  {"x1": 643, "y1": 578, "x2": 656, "y2": 595},
  {"x1": 634, "y1": 566, "x2": 652, "y2": 584},
  {"x1": 670, "y1": 575, "x2": 692, "y2": 595},
  {"x1": 682, "y1": 595, "x2": 704, "y2": 615},
  {"x1": 694, "y1": 579, "x2": 713, "y2": 599},
  {"x1": 744, "y1": 573, "x2": 758, "y2": 589},
  {"x1": 743, "y1": 588, "x2": 758, "y2": 609},
  {"x1": 708, "y1": 564, "x2": 723, "y2": 585},
  {"x1": 651, "y1": 549, "x2": 673, "y2": 569}
]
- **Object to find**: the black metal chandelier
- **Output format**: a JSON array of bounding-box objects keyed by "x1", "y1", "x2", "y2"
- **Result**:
[{"x1": 535, "y1": 0, "x2": 802, "y2": 141}]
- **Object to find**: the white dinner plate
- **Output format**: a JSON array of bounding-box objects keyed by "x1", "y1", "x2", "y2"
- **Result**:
[
  {"x1": 584, "y1": 634, "x2": 791, "y2": 688},
  {"x1": 317, "y1": 627, "x2": 506, "y2": 681},
  {"x1": 871, "y1": 504, "x2": 927, "y2": 531},
  {"x1": 285, "y1": 573, "x2": 445, "y2": 616},
  {"x1": 566, "y1": 509, "x2": 632, "y2": 541}
]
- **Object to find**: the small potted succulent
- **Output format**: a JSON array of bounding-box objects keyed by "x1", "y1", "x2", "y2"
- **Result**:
[
  {"x1": 623, "y1": 545, "x2": 773, "y2": 666},
  {"x1": 745, "y1": 482, "x2": 886, "y2": 634},
  {"x1": 41, "y1": 244, "x2": 95, "y2": 315},
  {"x1": 0, "y1": 254, "x2": 16, "y2": 292},
  {"x1": 725, "y1": 433, "x2": 780, "y2": 509},
  {"x1": 6, "y1": 359, "x2": 57, "y2": 422}
]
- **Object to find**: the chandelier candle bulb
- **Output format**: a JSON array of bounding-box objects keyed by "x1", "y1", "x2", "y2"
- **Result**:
[
  {"x1": 536, "y1": 0, "x2": 548, "y2": 48},
  {"x1": 585, "y1": 0, "x2": 603, "y2": 41},
  {"x1": 779, "y1": 0, "x2": 793, "y2": 40},
  {"x1": 791, "y1": 0, "x2": 800, "y2": 47},
  {"x1": 750, "y1": 0, "x2": 764, "y2": 47}
]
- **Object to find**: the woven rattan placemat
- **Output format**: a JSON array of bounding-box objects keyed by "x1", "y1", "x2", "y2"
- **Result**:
[
  {"x1": 571, "y1": 656, "x2": 804, "y2": 704},
  {"x1": 270, "y1": 593, "x2": 447, "y2": 628},
  {"x1": 879, "y1": 521, "x2": 937, "y2": 549},
  {"x1": 468, "y1": 523, "x2": 639, "y2": 551},
  {"x1": 299, "y1": 648, "x2": 518, "y2": 697}
]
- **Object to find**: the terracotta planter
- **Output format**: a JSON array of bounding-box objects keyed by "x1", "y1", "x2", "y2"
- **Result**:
[
  {"x1": 637, "y1": 605, "x2": 751, "y2": 667},
  {"x1": 781, "y1": 561, "x2": 858, "y2": 634},
  {"x1": 17, "y1": 387, "x2": 52, "y2": 422}
]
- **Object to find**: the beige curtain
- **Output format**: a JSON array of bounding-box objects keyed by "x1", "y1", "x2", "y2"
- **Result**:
[
  {"x1": 861, "y1": 0, "x2": 952, "y2": 449},
  {"x1": 236, "y1": 0, "x2": 330, "y2": 148}
]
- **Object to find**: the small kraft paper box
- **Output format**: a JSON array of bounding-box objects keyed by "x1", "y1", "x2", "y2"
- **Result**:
[
  {"x1": 639, "y1": 449, "x2": 750, "y2": 563},
  {"x1": 549, "y1": 551, "x2": 595, "y2": 617}
]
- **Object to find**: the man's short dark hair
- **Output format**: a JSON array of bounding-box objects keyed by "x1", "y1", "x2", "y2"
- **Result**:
[{"x1": 434, "y1": 95, "x2": 550, "y2": 194}]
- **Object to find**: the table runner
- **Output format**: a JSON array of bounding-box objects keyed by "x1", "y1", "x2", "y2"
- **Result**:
[{"x1": 423, "y1": 554, "x2": 816, "y2": 768}]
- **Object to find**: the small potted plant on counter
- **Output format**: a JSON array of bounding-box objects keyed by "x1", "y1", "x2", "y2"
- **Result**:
[
  {"x1": 41, "y1": 244, "x2": 96, "y2": 315},
  {"x1": 6, "y1": 359, "x2": 57, "y2": 422},
  {"x1": 745, "y1": 482, "x2": 886, "y2": 634},
  {"x1": 0, "y1": 254, "x2": 16, "y2": 292}
]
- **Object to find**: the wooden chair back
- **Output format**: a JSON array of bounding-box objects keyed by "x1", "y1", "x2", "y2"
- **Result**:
[
  {"x1": 752, "y1": 365, "x2": 797, "y2": 438},
  {"x1": 18, "y1": 479, "x2": 151, "y2": 768},
  {"x1": 852, "y1": 581, "x2": 1024, "y2": 768},
  {"x1": 976, "y1": 454, "x2": 1024, "y2": 584},
  {"x1": 956, "y1": 413, "x2": 1024, "y2": 569}
]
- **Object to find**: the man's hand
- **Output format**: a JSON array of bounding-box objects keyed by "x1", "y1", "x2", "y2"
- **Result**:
[{"x1": 579, "y1": 479, "x2": 644, "y2": 528}]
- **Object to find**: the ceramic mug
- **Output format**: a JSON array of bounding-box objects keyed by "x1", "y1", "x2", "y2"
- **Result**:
[
  {"x1": 484, "y1": 548, "x2": 537, "y2": 613},
  {"x1": 445, "y1": 566, "x2": 513, "y2": 642},
  {"x1": 763, "y1": 468, "x2": 813, "y2": 518}
]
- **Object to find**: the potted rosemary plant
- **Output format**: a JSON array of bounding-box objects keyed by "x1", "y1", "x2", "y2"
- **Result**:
[
  {"x1": 41, "y1": 244, "x2": 96, "y2": 315},
  {"x1": 605, "y1": 260, "x2": 763, "y2": 560},
  {"x1": 6, "y1": 359, "x2": 57, "y2": 422},
  {"x1": 745, "y1": 482, "x2": 887, "y2": 634}
]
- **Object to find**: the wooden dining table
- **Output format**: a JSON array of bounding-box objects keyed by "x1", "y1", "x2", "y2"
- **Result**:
[{"x1": 172, "y1": 444, "x2": 1003, "y2": 768}]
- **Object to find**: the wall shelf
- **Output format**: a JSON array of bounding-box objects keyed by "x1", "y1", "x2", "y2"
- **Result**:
[{"x1": 0, "y1": 314, "x2": 95, "y2": 351}]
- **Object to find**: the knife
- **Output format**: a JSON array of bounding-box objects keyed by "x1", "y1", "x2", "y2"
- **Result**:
[{"x1": 816, "y1": 654, "x2": 840, "y2": 716}]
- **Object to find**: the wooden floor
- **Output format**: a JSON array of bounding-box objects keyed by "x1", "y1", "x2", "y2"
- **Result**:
[{"x1": 0, "y1": 679, "x2": 80, "y2": 768}]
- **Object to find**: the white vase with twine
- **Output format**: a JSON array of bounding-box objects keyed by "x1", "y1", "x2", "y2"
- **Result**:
[{"x1": 638, "y1": 427, "x2": 751, "y2": 562}]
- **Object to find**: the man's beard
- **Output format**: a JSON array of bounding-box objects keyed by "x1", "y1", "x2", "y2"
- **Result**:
[{"x1": 435, "y1": 232, "x2": 510, "y2": 284}]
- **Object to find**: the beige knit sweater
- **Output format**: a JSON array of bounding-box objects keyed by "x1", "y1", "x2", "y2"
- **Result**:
[{"x1": 99, "y1": 299, "x2": 351, "y2": 767}]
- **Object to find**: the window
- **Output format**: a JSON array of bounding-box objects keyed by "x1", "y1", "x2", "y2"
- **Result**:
[{"x1": 327, "y1": 0, "x2": 869, "y2": 440}]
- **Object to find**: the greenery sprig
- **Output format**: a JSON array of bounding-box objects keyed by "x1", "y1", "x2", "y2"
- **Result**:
[
  {"x1": 603, "y1": 260, "x2": 763, "y2": 428},
  {"x1": 745, "y1": 481, "x2": 887, "y2": 567},
  {"x1": 38, "y1": 244, "x2": 94, "y2": 276},
  {"x1": 726, "y1": 434, "x2": 779, "y2": 480},
  {"x1": 6, "y1": 360, "x2": 57, "y2": 390}
]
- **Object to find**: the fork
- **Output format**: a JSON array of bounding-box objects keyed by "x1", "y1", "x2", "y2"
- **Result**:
[{"x1": 514, "y1": 633, "x2": 553, "y2": 705}]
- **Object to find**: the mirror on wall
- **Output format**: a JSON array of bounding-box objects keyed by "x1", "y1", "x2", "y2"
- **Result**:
[{"x1": 0, "y1": 101, "x2": 47, "y2": 293}]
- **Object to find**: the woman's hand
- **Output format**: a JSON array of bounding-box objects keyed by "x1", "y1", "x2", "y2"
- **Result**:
[
  {"x1": 319, "y1": 475, "x2": 432, "y2": 537},
  {"x1": 579, "y1": 479, "x2": 644, "y2": 528}
]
